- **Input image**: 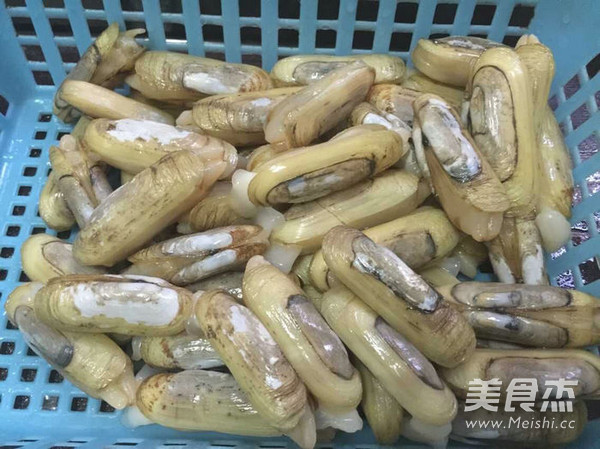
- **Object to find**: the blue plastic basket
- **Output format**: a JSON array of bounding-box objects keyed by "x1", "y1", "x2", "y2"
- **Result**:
[{"x1": 1, "y1": 0, "x2": 600, "y2": 447}]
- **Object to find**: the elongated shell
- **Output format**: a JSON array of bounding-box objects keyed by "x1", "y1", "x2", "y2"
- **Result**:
[
  {"x1": 246, "y1": 142, "x2": 291, "y2": 172},
  {"x1": 439, "y1": 282, "x2": 600, "y2": 348},
  {"x1": 320, "y1": 286, "x2": 457, "y2": 426},
  {"x1": 39, "y1": 172, "x2": 75, "y2": 231},
  {"x1": 322, "y1": 226, "x2": 476, "y2": 368},
  {"x1": 271, "y1": 169, "x2": 429, "y2": 254},
  {"x1": 243, "y1": 256, "x2": 362, "y2": 412},
  {"x1": 83, "y1": 118, "x2": 238, "y2": 176},
  {"x1": 356, "y1": 359, "x2": 403, "y2": 445},
  {"x1": 21, "y1": 234, "x2": 106, "y2": 282},
  {"x1": 191, "y1": 87, "x2": 301, "y2": 146},
  {"x1": 265, "y1": 61, "x2": 375, "y2": 147},
  {"x1": 440, "y1": 348, "x2": 600, "y2": 398},
  {"x1": 136, "y1": 370, "x2": 281, "y2": 436},
  {"x1": 466, "y1": 47, "x2": 537, "y2": 217},
  {"x1": 402, "y1": 72, "x2": 464, "y2": 110},
  {"x1": 366, "y1": 84, "x2": 420, "y2": 125},
  {"x1": 452, "y1": 401, "x2": 587, "y2": 445},
  {"x1": 186, "y1": 271, "x2": 244, "y2": 301},
  {"x1": 195, "y1": 290, "x2": 310, "y2": 432},
  {"x1": 413, "y1": 94, "x2": 509, "y2": 241},
  {"x1": 249, "y1": 127, "x2": 403, "y2": 206},
  {"x1": 412, "y1": 36, "x2": 505, "y2": 87},
  {"x1": 139, "y1": 333, "x2": 223, "y2": 369},
  {"x1": 310, "y1": 207, "x2": 460, "y2": 292},
  {"x1": 5, "y1": 283, "x2": 136, "y2": 409},
  {"x1": 73, "y1": 150, "x2": 224, "y2": 266},
  {"x1": 125, "y1": 225, "x2": 268, "y2": 285},
  {"x1": 271, "y1": 54, "x2": 406, "y2": 86},
  {"x1": 129, "y1": 51, "x2": 272, "y2": 101},
  {"x1": 59, "y1": 80, "x2": 174, "y2": 124},
  {"x1": 34, "y1": 274, "x2": 194, "y2": 336}
]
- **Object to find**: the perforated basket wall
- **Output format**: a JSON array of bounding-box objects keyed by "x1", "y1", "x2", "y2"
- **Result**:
[{"x1": 0, "y1": 0, "x2": 599, "y2": 447}]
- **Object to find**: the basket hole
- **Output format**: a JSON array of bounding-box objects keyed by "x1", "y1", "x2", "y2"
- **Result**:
[
  {"x1": 509, "y1": 4, "x2": 535, "y2": 28},
  {"x1": 353, "y1": 30, "x2": 374, "y2": 50},
  {"x1": 100, "y1": 400, "x2": 116, "y2": 413},
  {"x1": 114, "y1": 443, "x2": 139, "y2": 447},
  {"x1": 6, "y1": 225, "x2": 20, "y2": 236},
  {"x1": 26, "y1": 346, "x2": 38, "y2": 356},
  {"x1": 87, "y1": 19, "x2": 110, "y2": 38},
  {"x1": 49, "y1": 18, "x2": 73, "y2": 37},
  {"x1": 0, "y1": 269, "x2": 7, "y2": 281},
  {"x1": 390, "y1": 32, "x2": 412, "y2": 52},
  {"x1": 0, "y1": 341, "x2": 14, "y2": 354},
  {"x1": 44, "y1": 0, "x2": 64, "y2": 7},
  {"x1": 161, "y1": 1, "x2": 181, "y2": 13},
  {"x1": 240, "y1": 27, "x2": 261, "y2": 45},
  {"x1": 317, "y1": 0, "x2": 339, "y2": 20},
  {"x1": 548, "y1": 94, "x2": 559, "y2": 111},
  {"x1": 395, "y1": 2, "x2": 418, "y2": 23},
  {"x1": 0, "y1": 367, "x2": 7, "y2": 381},
  {"x1": 279, "y1": 28, "x2": 298, "y2": 47},
  {"x1": 12, "y1": 205, "x2": 25, "y2": 216},
  {"x1": 123, "y1": 20, "x2": 147, "y2": 33},
  {"x1": 34, "y1": 131, "x2": 46, "y2": 140},
  {"x1": 121, "y1": 0, "x2": 143, "y2": 11},
  {"x1": 33, "y1": 71, "x2": 54, "y2": 86},
  {"x1": 276, "y1": 1, "x2": 298, "y2": 19},
  {"x1": 6, "y1": 0, "x2": 25, "y2": 6},
  {"x1": 572, "y1": 220, "x2": 590, "y2": 246},
  {"x1": 555, "y1": 269, "x2": 575, "y2": 288},
  {"x1": 239, "y1": 0, "x2": 260, "y2": 17},
  {"x1": 29, "y1": 148, "x2": 42, "y2": 158},
  {"x1": 471, "y1": 4, "x2": 496, "y2": 25},
  {"x1": 6, "y1": 320, "x2": 17, "y2": 330},
  {"x1": 563, "y1": 74, "x2": 581, "y2": 100},
  {"x1": 0, "y1": 95, "x2": 8, "y2": 116},
  {"x1": 586, "y1": 53, "x2": 600, "y2": 80},
  {"x1": 18, "y1": 185, "x2": 31, "y2": 196},
  {"x1": 551, "y1": 246, "x2": 567, "y2": 260},
  {"x1": 57, "y1": 230, "x2": 72, "y2": 239},
  {"x1": 468, "y1": 33, "x2": 487, "y2": 40},
  {"x1": 58, "y1": 46, "x2": 80, "y2": 63},
  {"x1": 23, "y1": 45, "x2": 45, "y2": 62},
  {"x1": 1, "y1": 247, "x2": 15, "y2": 258},
  {"x1": 164, "y1": 22, "x2": 186, "y2": 41},
  {"x1": 71, "y1": 396, "x2": 88, "y2": 411},
  {"x1": 586, "y1": 171, "x2": 600, "y2": 195},
  {"x1": 356, "y1": 0, "x2": 379, "y2": 21},
  {"x1": 316, "y1": 29, "x2": 336, "y2": 49},
  {"x1": 20, "y1": 368, "x2": 37, "y2": 382},
  {"x1": 579, "y1": 257, "x2": 600, "y2": 285},
  {"x1": 200, "y1": 0, "x2": 221, "y2": 15},
  {"x1": 23, "y1": 166, "x2": 37, "y2": 176},
  {"x1": 31, "y1": 226, "x2": 46, "y2": 235},
  {"x1": 82, "y1": 0, "x2": 103, "y2": 9},
  {"x1": 203, "y1": 24, "x2": 224, "y2": 43},
  {"x1": 578, "y1": 133, "x2": 599, "y2": 162},
  {"x1": 42, "y1": 395, "x2": 59, "y2": 411},
  {"x1": 12, "y1": 16, "x2": 36, "y2": 36},
  {"x1": 502, "y1": 34, "x2": 520, "y2": 47},
  {"x1": 571, "y1": 103, "x2": 590, "y2": 130},
  {"x1": 429, "y1": 33, "x2": 450, "y2": 40},
  {"x1": 433, "y1": 3, "x2": 457, "y2": 25},
  {"x1": 19, "y1": 271, "x2": 30, "y2": 282},
  {"x1": 241, "y1": 54, "x2": 262, "y2": 66},
  {"x1": 48, "y1": 369, "x2": 64, "y2": 383},
  {"x1": 13, "y1": 395, "x2": 30, "y2": 409}
]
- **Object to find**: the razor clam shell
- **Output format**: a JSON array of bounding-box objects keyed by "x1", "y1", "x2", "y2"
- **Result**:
[
  {"x1": 450, "y1": 282, "x2": 572, "y2": 309},
  {"x1": 140, "y1": 334, "x2": 223, "y2": 370},
  {"x1": 186, "y1": 271, "x2": 244, "y2": 301}
]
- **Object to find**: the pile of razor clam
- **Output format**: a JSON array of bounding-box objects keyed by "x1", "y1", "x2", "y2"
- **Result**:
[{"x1": 7, "y1": 22, "x2": 598, "y2": 447}]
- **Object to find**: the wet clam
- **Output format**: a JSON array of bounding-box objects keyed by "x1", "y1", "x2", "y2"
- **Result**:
[
  {"x1": 321, "y1": 226, "x2": 476, "y2": 368},
  {"x1": 39, "y1": 172, "x2": 75, "y2": 231},
  {"x1": 366, "y1": 84, "x2": 420, "y2": 125},
  {"x1": 320, "y1": 285, "x2": 458, "y2": 426},
  {"x1": 185, "y1": 271, "x2": 244, "y2": 301},
  {"x1": 402, "y1": 72, "x2": 464, "y2": 110},
  {"x1": 33, "y1": 274, "x2": 194, "y2": 336}
]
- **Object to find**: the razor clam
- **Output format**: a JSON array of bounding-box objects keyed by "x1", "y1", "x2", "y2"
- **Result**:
[
  {"x1": 190, "y1": 87, "x2": 301, "y2": 146},
  {"x1": 265, "y1": 61, "x2": 375, "y2": 147},
  {"x1": 73, "y1": 149, "x2": 225, "y2": 266},
  {"x1": 402, "y1": 72, "x2": 464, "y2": 110},
  {"x1": 243, "y1": 256, "x2": 362, "y2": 426},
  {"x1": 39, "y1": 172, "x2": 76, "y2": 231},
  {"x1": 270, "y1": 169, "x2": 430, "y2": 255},
  {"x1": 246, "y1": 142, "x2": 291, "y2": 172},
  {"x1": 412, "y1": 36, "x2": 505, "y2": 87},
  {"x1": 439, "y1": 282, "x2": 600, "y2": 348},
  {"x1": 452, "y1": 401, "x2": 586, "y2": 445},
  {"x1": 5, "y1": 283, "x2": 136, "y2": 409},
  {"x1": 195, "y1": 290, "x2": 314, "y2": 438},
  {"x1": 138, "y1": 333, "x2": 223, "y2": 370},
  {"x1": 366, "y1": 84, "x2": 420, "y2": 125},
  {"x1": 466, "y1": 47, "x2": 537, "y2": 218},
  {"x1": 34, "y1": 274, "x2": 194, "y2": 336},
  {"x1": 83, "y1": 118, "x2": 238, "y2": 177},
  {"x1": 271, "y1": 54, "x2": 406, "y2": 86},
  {"x1": 413, "y1": 94, "x2": 509, "y2": 241},
  {"x1": 440, "y1": 348, "x2": 600, "y2": 399},
  {"x1": 310, "y1": 207, "x2": 460, "y2": 292},
  {"x1": 322, "y1": 226, "x2": 476, "y2": 368},
  {"x1": 127, "y1": 51, "x2": 272, "y2": 102},
  {"x1": 186, "y1": 271, "x2": 244, "y2": 301},
  {"x1": 124, "y1": 225, "x2": 268, "y2": 285},
  {"x1": 21, "y1": 234, "x2": 106, "y2": 282},
  {"x1": 320, "y1": 286, "x2": 458, "y2": 426},
  {"x1": 291, "y1": 255, "x2": 324, "y2": 308},
  {"x1": 355, "y1": 358, "x2": 404, "y2": 445},
  {"x1": 58, "y1": 80, "x2": 174, "y2": 124},
  {"x1": 247, "y1": 126, "x2": 404, "y2": 206}
]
